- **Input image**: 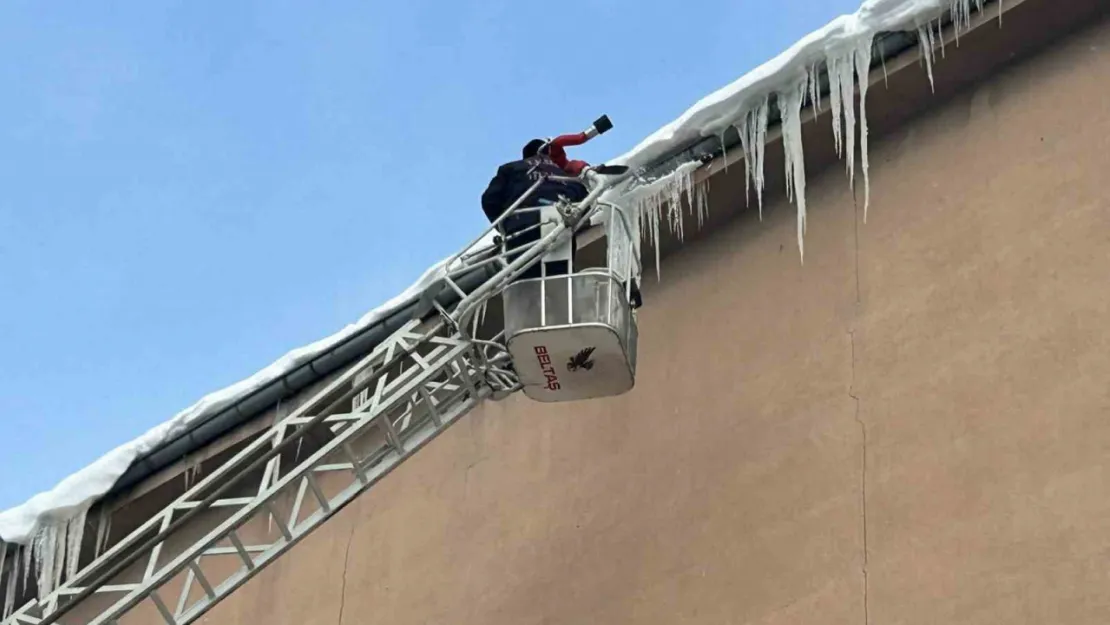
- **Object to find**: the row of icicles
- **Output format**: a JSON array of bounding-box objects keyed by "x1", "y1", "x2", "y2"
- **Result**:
[
  {"x1": 0, "y1": 507, "x2": 112, "y2": 619},
  {"x1": 620, "y1": 0, "x2": 1001, "y2": 270},
  {"x1": 0, "y1": 0, "x2": 1002, "y2": 621}
]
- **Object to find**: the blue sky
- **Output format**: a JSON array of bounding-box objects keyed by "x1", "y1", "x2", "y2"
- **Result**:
[{"x1": 0, "y1": 0, "x2": 861, "y2": 510}]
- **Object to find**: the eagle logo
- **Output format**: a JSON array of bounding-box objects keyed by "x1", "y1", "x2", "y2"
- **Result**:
[{"x1": 567, "y1": 347, "x2": 596, "y2": 372}]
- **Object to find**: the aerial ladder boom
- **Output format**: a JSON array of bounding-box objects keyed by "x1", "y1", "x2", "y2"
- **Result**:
[{"x1": 1, "y1": 115, "x2": 642, "y2": 625}]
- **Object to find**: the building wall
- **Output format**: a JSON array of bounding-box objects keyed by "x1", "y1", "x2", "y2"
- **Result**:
[{"x1": 77, "y1": 8, "x2": 1110, "y2": 625}]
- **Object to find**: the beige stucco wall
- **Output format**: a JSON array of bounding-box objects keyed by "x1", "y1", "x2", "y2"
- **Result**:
[{"x1": 75, "y1": 8, "x2": 1110, "y2": 625}]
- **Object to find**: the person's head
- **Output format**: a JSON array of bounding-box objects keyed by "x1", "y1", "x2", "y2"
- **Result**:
[{"x1": 522, "y1": 138, "x2": 547, "y2": 159}]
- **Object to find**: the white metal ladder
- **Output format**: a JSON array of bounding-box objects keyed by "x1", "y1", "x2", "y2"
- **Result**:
[{"x1": 1, "y1": 168, "x2": 630, "y2": 625}]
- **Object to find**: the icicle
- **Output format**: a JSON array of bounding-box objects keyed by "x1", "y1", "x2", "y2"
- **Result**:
[
  {"x1": 64, "y1": 507, "x2": 89, "y2": 582},
  {"x1": 737, "y1": 122, "x2": 751, "y2": 206},
  {"x1": 825, "y1": 45, "x2": 858, "y2": 189},
  {"x1": 880, "y1": 49, "x2": 889, "y2": 87},
  {"x1": 918, "y1": 25, "x2": 937, "y2": 92},
  {"x1": 0, "y1": 542, "x2": 7, "y2": 617},
  {"x1": 20, "y1": 510, "x2": 89, "y2": 603},
  {"x1": 3, "y1": 547, "x2": 18, "y2": 619},
  {"x1": 998, "y1": 0, "x2": 1004, "y2": 25},
  {"x1": 647, "y1": 191, "x2": 661, "y2": 279},
  {"x1": 32, "y1": 523, "x2": 59, "y2": 601},
  {"x1": 190, "y1": 463, "x2": 202, "y2": 489},
  {"x1": 855, "y1": 34, "x2": 875, "y2": 221},
  {"x1": 95, "y1": 508, "x2": 113, "y2": 557},
  {"x1": 778, "y1": 76, "x2": 809, "y2": 263},
  {"x1": 951, "y1": 0, "x2": 967, "y2": 44},
  {"x1": 735, "y1": 98, "x2": 769, "y2": 219},
  {"x1": 695, "y1": 177, "x2": 709, "y2": 229},
  {"x1": 21, "y1": 541, "x2": 32, "y2": 594},
  {"x1": 719, "y1": 131, "x2": 729, "y2": 173},
  {"x1": 807, "y1": 63, "x2": 823, "y2": 114},
  {"x1": 52, "y1": 523, "x2": 67, "y2": 596},
  {"x1": 838, "y1": 49, "x2": 858, "y2": 189},
  {"x1": 936, "y1": 19, "x2": 946, "y2": 58},
  {"x1": 664, "y1": 187, "x2": 682, "y2": 244},
  {"x1": 828, "y1": 55, "x2": 845, "y2": 157},
  {"x1": 626, "y1": 164, "x2": 693, "y2": 279}
]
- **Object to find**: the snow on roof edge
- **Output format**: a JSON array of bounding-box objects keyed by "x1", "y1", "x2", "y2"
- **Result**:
[{"x1": 1, "y1": 0, "x2": 970, "y2": 548}]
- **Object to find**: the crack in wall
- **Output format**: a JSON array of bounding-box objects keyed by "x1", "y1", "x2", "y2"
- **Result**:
[
  {"x1": 336, "y1": 521, "x2": 357, "y2": 625},
  {"x1": 851, "y1": 188, "x2": 869, "y2": 625},
  {"x1": 849, "y1": 329, "x2": 869, "y2": 625}
]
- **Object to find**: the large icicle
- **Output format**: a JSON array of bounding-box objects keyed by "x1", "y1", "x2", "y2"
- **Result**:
[
  {"x1": 778, "y1": 74, "x2": 810, "y2": 263},
  {"x1": 855, "y1": 33, "x2": 875, "y2": 220},
  {"x1": 94, "y1": 507, "x2": 112, "y2": 557},
  {"x1": 32, "y1": 523, "x2": 58, "y2": 601},
  {"x1": 827, "y1": 54, "x2": 845, "y2": 157},
  {"x1": 3, "y1": 547, "x2": 18, "y2": 619},
  {"x1": 21, "y1": 541, "x2": 32, "y2": 597},
  {"x1": 0, "y1": 541, "x2": 8, "y2": 617},
  {"x1": 918, "y1": 24, "x2": 937, "y2": 91},
  {"x1": 63, "y1": 507, "x2": 88, "y2": 582},
  {"x1": 735, "y1": 98, "x2": 770, "y2": 219},
  {"x1": 827, "y1": 47, "x2": 859, "y2": 190}
]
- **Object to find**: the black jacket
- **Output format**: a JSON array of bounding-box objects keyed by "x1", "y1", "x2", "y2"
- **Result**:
[{"x1": 481, "y1": 155, "x2": 590, "y2": 229}]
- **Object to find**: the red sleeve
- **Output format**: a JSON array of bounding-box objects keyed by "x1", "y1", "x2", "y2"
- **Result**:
[
  {"x1": 551, "y1": 132, "x2": 589, "y2": 148},
  {"x1": 549, "y1": 132, "x2": 590, "y2": 176}
]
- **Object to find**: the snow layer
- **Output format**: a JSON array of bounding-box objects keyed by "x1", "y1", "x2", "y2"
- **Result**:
[{"x1": 1, "y1": 0, "x2": 994, "y2": 609}]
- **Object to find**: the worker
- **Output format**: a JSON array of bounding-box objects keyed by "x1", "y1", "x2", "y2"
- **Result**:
[
  {"x1": 481, "y1": 137, "x2": 590, "y2": 280},
  {"x1": 480, "y1": 126, "x2": 642, "y2": 308}
]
